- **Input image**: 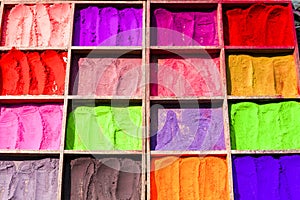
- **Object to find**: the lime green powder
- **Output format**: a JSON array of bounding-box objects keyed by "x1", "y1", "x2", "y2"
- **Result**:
[
  {"x1": 66, "y1": 106, "x2": 142, "y2": 150},
  {"x1": 230, "y1": 101, "x2": 300, "y2": 150}
]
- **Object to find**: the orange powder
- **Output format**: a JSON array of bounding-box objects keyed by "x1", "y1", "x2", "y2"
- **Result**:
[
  {"x1": 151, "y1": 156, "x2": 229, "y2": 200},
  {"x1": 228, "y1": 55, "x2": 298, "y2": 97}
]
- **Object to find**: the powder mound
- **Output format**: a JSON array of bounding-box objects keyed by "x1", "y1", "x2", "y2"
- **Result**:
[
  {"x1": 151, "y1": 108, "x2": 225, "y2": 150},
  {"x1": 151, "y1": 56, "x2": 222, "y2": 97},
  {"x1": 230, "y1": 101, "x2": 300, "y2": 150},
  {"x1": 66, "y1": 106, "x2": 142, "y2": 150},
  {"x1": 154, "y1": 8, "x2": 218, "y2": 46},
  {"x1": 0, "y1": 158, "x2": 59, "y2": 199},
  {"x1": 70, "y1": 157, "x2": 141, "y2": 200},
  {"x1": 225, "y1": 4, "x2": 294, "y2": 46},
  {"x1": 73, "y1": 6, "x2": 142, "y2": 46},
  {"x1": 0, "y1": 104, "x2": 63, "y2": 150},
  {"x1": 151, "y1": 156, "x2": 229, "y2": 200},
  {"x1": 76, "y1": 58, "x2": 142, "y2": 96},
  {"x1": 0, "y1": 49, "x2": 67, "y2": 95},
  {"x1": 228, "y1": 54, "x2": 298, "y2": 97},
  {"x1": 233, "y1": 155, "x2": 300, "y2": 199},
  {"x1": 3, "y1": 3, "x2": 72, "y2": 47}
]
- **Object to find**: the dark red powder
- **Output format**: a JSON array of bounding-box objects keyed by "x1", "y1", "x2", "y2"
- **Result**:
[{"x1": 225, "y1": 4, "x2": 294, "y2": 46}]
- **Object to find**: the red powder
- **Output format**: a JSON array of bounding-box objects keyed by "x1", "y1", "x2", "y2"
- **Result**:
[
  {"x1": 0, "y1": 49, "x2": 66, "y2": 95},
  {"x1": 0, "y1": 49, "x2": 30, "y2": 95},
  {"x1": 41, "y1": 51, "x2": 66, "y2": 95},
  {"x1": 225, "y1": 4, "x2": 294, "y2": 46},
  {"x1": 27, "y1": 52, "x2": 46, "y2": 95}
]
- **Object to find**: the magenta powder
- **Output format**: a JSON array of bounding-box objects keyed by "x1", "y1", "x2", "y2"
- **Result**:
[{"x1": 153, "y1": 8, "x2": 218, "y2": 46}]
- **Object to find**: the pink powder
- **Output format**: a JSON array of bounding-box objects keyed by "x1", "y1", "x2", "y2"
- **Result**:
[
  {"x1": 151, "y1": 57, "x2": 222, "y2": 96},
  {"x1": 3, "y1": 4, "x2": 71, "y2": 47},
  {"x1": 0, "y1": 111, "x2": 18, "y2": 149},
  {"x1": 39, "y1": 105, "x2": 63, "y2": 150},
  {"x1": 76, "y1": 58, "x2": 142, "y2": 96},
  {"x1": 0, "y1": 104, "x2": 62, "y2": 150}
]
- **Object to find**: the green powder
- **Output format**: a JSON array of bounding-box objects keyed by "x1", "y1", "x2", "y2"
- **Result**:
[
  {"x1": 66, "y1": 106, "x2": 142, "y2": 150},
  {"x1": 230, "y1": 101, "x2": 300, "y2": 150}
]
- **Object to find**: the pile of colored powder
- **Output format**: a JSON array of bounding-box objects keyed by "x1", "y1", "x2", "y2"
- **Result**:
[
  {"x1": 151, "y1": 156, "x2": 229, "y2": 200},
  {"x1": 0, "y1": 49, "x2": 67, "y2": 95},
  {"x1": 69, "y1": 157, "x2": 141, "y2": 200},
  {"x1": 0, "y1": 104, "x2": 63, "y2": 150},
  {"x1": 228, "y1": 54, "x2": 298, "y2": 96},
  {"x1": 230, "y1": 101, "x2": 300, "y2": 150},
  {"x1": 66, "y1": 106, "x2": 142, "y2": 150},
  {"x1": 74, "y1": 57, "x2": 142, "y2": 96},
  {"x1": 73, "y1": 6, "x2": 142, "y2": 46},
  {"x1": 2, "y1": 4, "x2": 72, "y2": 47},
  {"x1": 151, "y1": 108, "x2": 225, "y2": 150},
  {"x1": 225, "y1": 4, "x2": 294, "y2": 46},
  {"x1": 151, "y1": 56, "x2": 222, "y2": 96},
  {"x1": 233, "y1": 155, "x2": 300, "y2": 199},
  {"x1": 153, "y1": 8, "x2": 218, "y2": 46},
  {"x1": 0, "y1": 158, "x2": 59, "y2": 199}
]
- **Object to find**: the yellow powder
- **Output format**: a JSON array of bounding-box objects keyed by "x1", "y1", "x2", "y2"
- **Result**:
[{"x1": 228, "y1": 55, "x2": 298, "y2": 97}]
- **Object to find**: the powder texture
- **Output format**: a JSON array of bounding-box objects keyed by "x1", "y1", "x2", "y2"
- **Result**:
[
  {"x1": 70, "y1": 157, "x2": 141, "y2": 200},
  {"x1": 0, "y1": 104, "x2": 63, "y2": 150},
  {"x1": 233, "y1": 155, "x2": 300, "y2": 200},
  {"x1": 73, "y1": 6, "x2": 142, "y2": 46},
  {"x1": 225, "y1": 4, "x2": 294, "y2": 46},
  {"x1": 151, "y1": 156, "x2": 229, "y2": 200},
  {"x1": 2, "y1": 4, "x2": 71, "y2": 47},
  {"x1": 66, "y1": 106, "x2": 142, "y2": 150},
  {"x1": 228, "y1": 55, "x2": 298, "y2": 96},
  {"x1": 151, "y1": 56, "x2": 222, "y2": 96},
  {"x1": 0, "y1": 158, "x2": 59, "y2": 199},
  {"x1": 151, "y1": 108, "x2": 225, "y2": 150},
  {"x1": 75, "y1": 58, "x2": 142, "y2": 96},
  {"x1": 0, "y1": 49, "x2": 67, "y2": 95},
  {"x1": 230, "y1": 101, "x2": 300, "y2": 150},
  {"x1": 154, "y1": 8, "x2": 218, "y2": 46}
]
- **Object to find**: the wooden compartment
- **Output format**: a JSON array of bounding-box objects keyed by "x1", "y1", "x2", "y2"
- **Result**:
[{"x1": 62, "y1": 153, "x2": 145, "y2": 200}]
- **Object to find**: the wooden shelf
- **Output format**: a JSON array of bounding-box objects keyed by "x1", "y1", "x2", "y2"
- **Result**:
[
  {"x1": 0, "y1": 150, "x2": 60, "y2": 154},
  {"x1": 150, "y1": 0, "x2": 219, "y2": 3},
  {"x1": 0, "y1": 1, "x2": 298, "y2": 200},
  {"x1": 150, "y1": 96, "x2": 224, "y2": 101},
  {"x1": 68, "y1": 95, "x2": 143, "y2": 100},
  {"x1": 0, "y1": 95, "x2": 65, "y2": 99},
  {"x1": 150, "y1": 150, "x2": 227, "y2": 155},
  {"x1": 64, "y1": 150, "x2": 143, "y2": 155},
  {"x1": 231, "y1": 150, "x2": 300, "y2": 154},
  {"x1": 227, "y1": 95, "x2": 300, "y2": 100},
  {"x1": 0, "y1": 46, "x2": 69, "y2": 51}
]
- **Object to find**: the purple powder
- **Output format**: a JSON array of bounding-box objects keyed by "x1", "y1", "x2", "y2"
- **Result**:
[
  {"x1": 0, "y1": 161, "x2": 16, "y2": 199},
  {"x1": 117, "y1": 8, "x2": 142, "y2": 46},
  {"x1": 151, "y1": 108, "x2": 225, "y2": 150},
  {"x1": 153, "y1": 8, "x2": 218, "y2": 46},
  {"x1": 0, "y1": 159, "x2": 59, "y2": 199},
  {"x1": 73, "y1": 6, "x2": 142, "y2": 46},
  {"x1": 233, "y1": 155, "x2": 300, "y2": 199}
]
